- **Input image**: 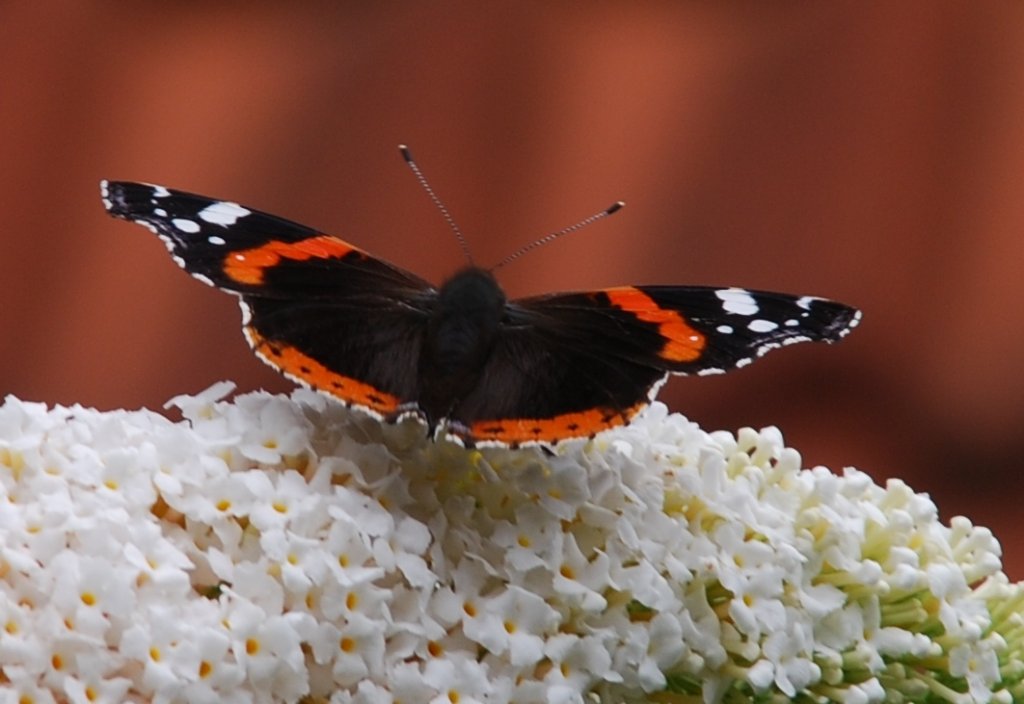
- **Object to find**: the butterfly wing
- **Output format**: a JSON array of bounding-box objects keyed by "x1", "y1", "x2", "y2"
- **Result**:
[
  {"x1": 448, "y1": 285, "x2": 860, "y2": 446},
  {"x1": 102, "y1": 181, "x2": 434, "y2": 419}
]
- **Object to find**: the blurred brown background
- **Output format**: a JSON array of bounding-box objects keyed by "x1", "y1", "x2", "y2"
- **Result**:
[{"x1": 1, "y1": 4, "x2": 1022, "y2": 575}]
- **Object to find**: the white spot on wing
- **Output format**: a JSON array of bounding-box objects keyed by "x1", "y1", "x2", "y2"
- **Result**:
[
  {"x1": 154, "y1": 208, "x2": 168, "y2": 217},
  {"x1": 646, "y1": 373, "x2": 670, "y2": 401},
  {"x1": 99, "y1": 180, "x2": 112, "y2": 209},
  {"x1": 748, "y1": 319, "x2": 778, "y2": 333},
  {"x1": 135, "y1": 219, "x2": 161, "y2": 236},
  {"x1": 833, "y1": 313, "x2": 861, "y2": 339},
  {"x1": 238, "y1": 298, "x2": 253, "y2": 325},
  {"x1": 715, "y1": 288, "x2": 759, "y2": 316},
  {"x1": 797, "y1": 296, "x2": 819, "y2": 310},
  {"x1": 172, "y1": 218, "x2": 200, "y2": 233},
  {"x1": 198, "y1": 201, "x2": 251, "y2": 227},
  {"x1": 208, "y1": 235, "x2": 227, "y2": 246},
  {"x1": 716, "y1": 324, "x2": 733, "y2": 334},
  {"x1": 153, "y1": 186, "x2": 171, "y2": 198}
]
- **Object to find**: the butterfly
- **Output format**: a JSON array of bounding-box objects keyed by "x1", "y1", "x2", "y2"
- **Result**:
[{"x1": 101, "y1": 155, "x2": 859, "y2": 448}]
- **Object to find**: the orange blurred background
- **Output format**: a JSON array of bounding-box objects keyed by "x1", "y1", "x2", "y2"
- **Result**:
[{"x1": 1, "y1": 4, "x2": 1022, "y2": 574}]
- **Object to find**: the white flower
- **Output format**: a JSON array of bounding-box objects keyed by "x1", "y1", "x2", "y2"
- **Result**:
[
  {"x1": 247, "y1": 468, "x2": 327, "y2": 532},
  {"x1": 543, "y1": 632, "x2": 613, "y2": 691},
  {"x1": 382, "y1": 661, "x2": 437, "y2": 702},
  {"x1": 492, "y1": 503, "x2": 565, "y2": 574},
  {"x1": 0, "y1": 385, "x2": 1021, "y2": 703},
  {"x1": 311, "y1": 611, "x2": 386, "y2": 686},
  {"x1": 123, "y1": 521, "x2": 194, "y2": 596},
  {"x1": 422, "y1": 654, "x2": 502, "y2": 704},
  {"x1": 47, "y1": 552, "x2": 136, "y2": 636},
  {"x1": 553, "y1": 536, "x2": 611, "y2": 612},
  {"x1": 221, "y1": 595, "x2": 314, "y2": 698},
  {"x1": 120, "y1": 609, "x2": 194, "y2": 698},
  {"x1": 63, "y1": 673, "x2": 133, "y2": 704},
  {"x1": 180, "y1": 625, "x2": 246, "y2": 703}
]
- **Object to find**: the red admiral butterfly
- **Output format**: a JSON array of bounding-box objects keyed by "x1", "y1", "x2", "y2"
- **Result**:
[{"x1": 101, "y1": 158, "x2": 859, "y2": 448}]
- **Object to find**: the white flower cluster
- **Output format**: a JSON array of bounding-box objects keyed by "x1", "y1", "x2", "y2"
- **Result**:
[{"x1": 0, "y1": 383, "x2": 1021, "y2": 704}]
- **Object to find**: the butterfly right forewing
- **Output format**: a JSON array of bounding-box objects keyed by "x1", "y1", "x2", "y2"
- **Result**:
[{"x1": 444, "y1": 285, "x2": 859, "y2": 446}]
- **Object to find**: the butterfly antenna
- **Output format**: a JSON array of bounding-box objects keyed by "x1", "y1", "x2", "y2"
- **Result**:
[
  {"x1": 399, "y1": 145, "x2": 474, "y2": 265},
  {"x1": 491, "y1": 201, "x2": 625, "y2": 271}
]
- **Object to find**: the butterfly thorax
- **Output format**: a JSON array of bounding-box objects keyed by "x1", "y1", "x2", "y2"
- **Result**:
[{"x1": 419, "y1": 267, "x2": 506, "y2": 423}]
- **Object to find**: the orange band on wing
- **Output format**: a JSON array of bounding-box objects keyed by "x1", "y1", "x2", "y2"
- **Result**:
[
  {"x1": 246, "y1": 328, "x2": 401, "y2": 415},
  {"x1": 606, "y1": 287, "x2": 705, "y2": 363},
  {"x1": 468, "y1": 402, "x2": 646, "y2": 445},
  {"x1": 224, "y1": 236, "x2": 359, "y2": 285}
]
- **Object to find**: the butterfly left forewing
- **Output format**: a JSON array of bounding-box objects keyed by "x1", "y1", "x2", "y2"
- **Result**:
[
  {"x1": 103, "y1": 180, "x2": 436, "y2": 420},
  {"x1": 102, "y1": 181, "x2": 432, "y2": 296}
]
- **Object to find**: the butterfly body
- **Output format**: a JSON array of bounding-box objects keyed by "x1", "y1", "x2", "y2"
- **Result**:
[
  {"x1": 101, "y1": 180, "x2": 860, "y2": 448},
  {"x1": 419, "y1": 266, "x2": 506, "y2": 428}
]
